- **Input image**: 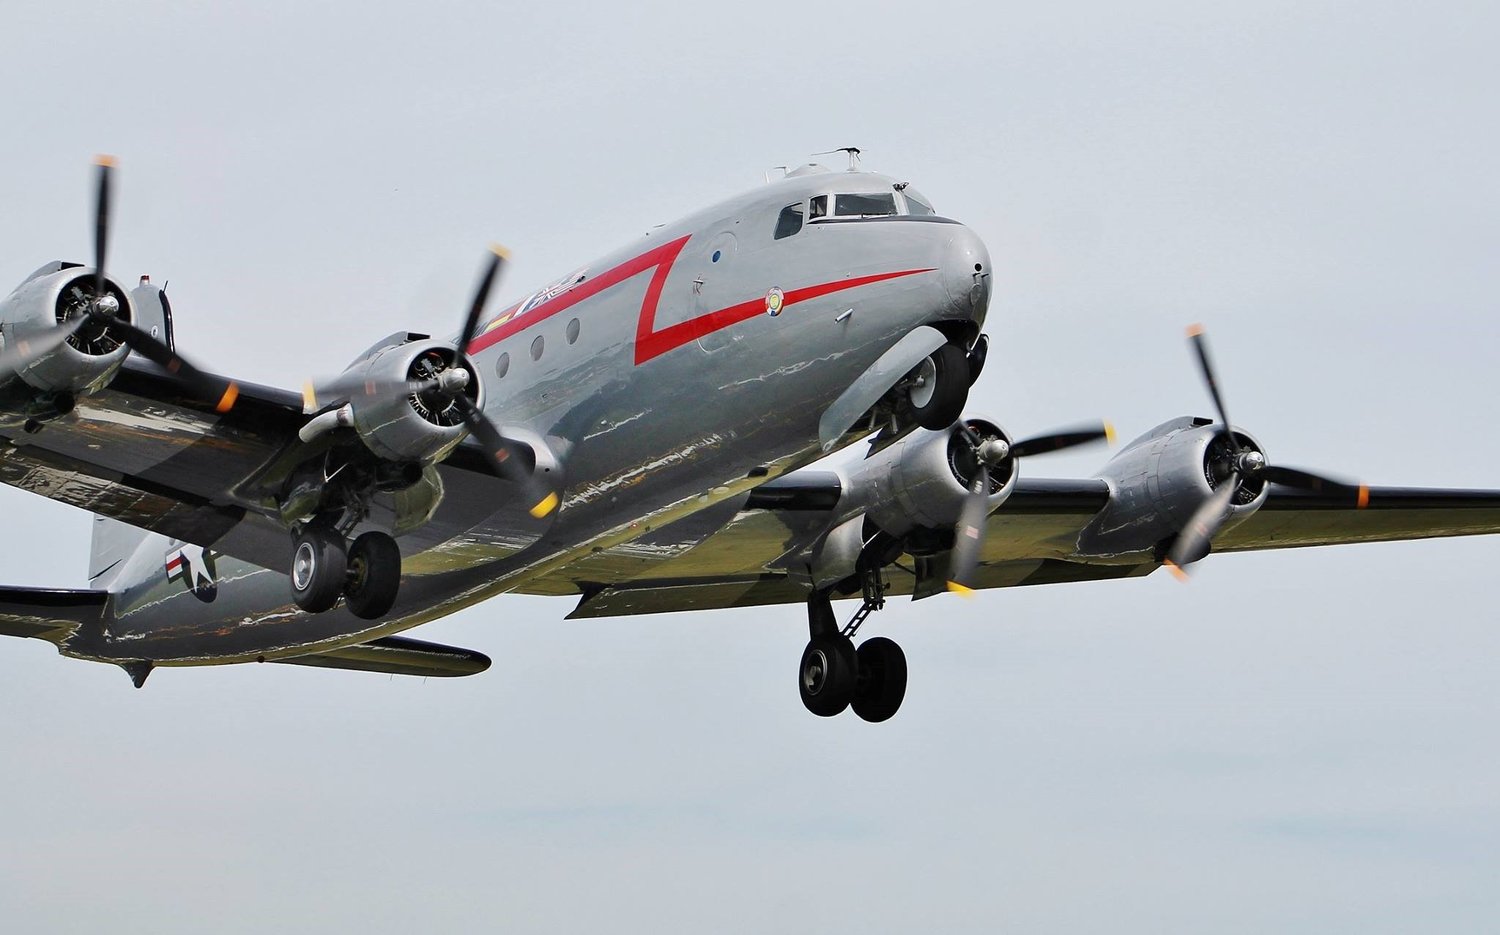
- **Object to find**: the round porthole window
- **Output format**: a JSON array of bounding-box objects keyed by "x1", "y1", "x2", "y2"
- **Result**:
[
  {"x1": 566, "y1": 318, "x2": 581, "y2": 344},
  {"x1": 530, "y1": 335, "x2": 545, "y2": 360},
  {"x1": 712, "y1": 250, "x2": 722, "y2": 263},
  {"x1": 494, "y1": 352, "x2": 510, "y2": 378}
]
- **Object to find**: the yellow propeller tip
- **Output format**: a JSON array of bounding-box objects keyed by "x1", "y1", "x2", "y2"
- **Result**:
[
  {"x1": 94, "y1": 154, "x2": 117, "y2": 168},
  {"x1": 1104, "y1": 421, "x2": 1117, "y2": 446},
  {"x1": 302, "y1": 381, "x2": 318, "y2": 413},
  {"x1": 489, "y1": 243, "x2": 512, "y2": 261},
  {"x1": 529, "y1": 492, "x2": 559, "y2": 519},
  {"x1": 215, "y1": 383, "x2": 240, "y2": 414},
  {"x1": 1186, "y1": 323, "x2": 1204, "y2": 337},
  {"x1": 1164, "y1": 560, "x2": 1190, "y2": 583},
  {"x1": 1357, "y1": 485, "x2": 1370, "y2": 509},
  {"x1": 946, "y1": 581, "x2": 976, "y2": 598}
]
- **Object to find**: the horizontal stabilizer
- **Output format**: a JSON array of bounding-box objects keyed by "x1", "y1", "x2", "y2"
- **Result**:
[
  {"x1": 0, "y1": 586, "x2": 107, "y2": 642},
  {"x1": 274, "y1": 635, "x2": 491, "y2": 678}
]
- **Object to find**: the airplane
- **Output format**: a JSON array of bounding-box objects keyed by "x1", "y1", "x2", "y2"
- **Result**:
[{"x1": 2, "y1": 154, "x2": 1498, "y2": 723}]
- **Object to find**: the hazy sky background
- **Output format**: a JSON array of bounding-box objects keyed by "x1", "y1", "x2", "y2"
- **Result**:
[{"x1": 2, "y1": 1, "x2": 1499, "y2": 931}]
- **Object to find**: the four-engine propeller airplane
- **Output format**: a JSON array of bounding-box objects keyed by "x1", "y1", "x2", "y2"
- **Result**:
[{"x1": 2, "y1": 155, "x2": 1498, "y2": 722}]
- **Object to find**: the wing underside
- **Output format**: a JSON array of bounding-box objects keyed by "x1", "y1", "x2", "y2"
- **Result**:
[{"x1": 564, "y1": 479, "x2": 1500, "y2": 618}]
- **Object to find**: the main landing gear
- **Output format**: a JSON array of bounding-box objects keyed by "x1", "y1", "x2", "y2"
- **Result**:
[
  {"x1": 290, "y1": 525, "x2": 402, "y2": 620},
  {"x1": 799, "y1": 583, "x2": 908, "y2": 723}
]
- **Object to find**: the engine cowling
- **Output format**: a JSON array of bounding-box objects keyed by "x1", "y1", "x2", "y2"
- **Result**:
[
  {"x1": 1078, "y1": 417, "x2": 1269, "y2": 558},
  {"x1": 853, "y1": 417, "x2": 1018, "y2": 538},
  {"x1": 340, "y1": 339, "x2": 481, "y2": 463},
  {"x1": 0, "y1": 264, "x2": 133, "y2": 398}
]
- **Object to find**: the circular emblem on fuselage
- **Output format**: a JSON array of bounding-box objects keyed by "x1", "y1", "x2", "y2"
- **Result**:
[{"x1": 765, "y1": 287, "x2": 785, "y2": 317}]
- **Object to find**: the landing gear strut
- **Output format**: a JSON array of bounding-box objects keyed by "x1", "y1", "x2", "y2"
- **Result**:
[
  {"x1": 797, "y1": 585, "x2": 909, "y2": 722},
  {"x1": 289, "y1": 526, "x2": 402, "y2": 619}
]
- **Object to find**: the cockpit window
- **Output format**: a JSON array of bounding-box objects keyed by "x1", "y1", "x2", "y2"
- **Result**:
[
  {"x1": 834, "y1": 193, "x2": 898, "y2": 217},
  {"x1": 901, "y1": 189, "x2": 936, "y2": 216},
  {"x1": 809, "y1": 195, "x2": 828, "y2": 219},
  {"x1": 774, "y1": 202, "x2": 804, "y2": 240}
]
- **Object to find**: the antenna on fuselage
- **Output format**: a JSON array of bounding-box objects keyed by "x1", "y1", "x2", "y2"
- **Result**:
[
  {"x1": 813, "y1": 147, "x2": 862, "y2": 171},
  {"x1": 765, "y1": 165, "x2": 788, "y2": 183}
]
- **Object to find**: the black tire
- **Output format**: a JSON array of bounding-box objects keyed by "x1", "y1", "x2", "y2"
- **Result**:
[
  {"x1": 909, "y1": 343, "x2": 969, "y2": 430},
  {"x1": 852, "y1": 637, "x2": 908, "y2": 723},
  {"x1": 345, "y1": 532, "x2": 402, "y2": 620},
  {"x1": 290, "y1": 527, "x2": 347, "y2": 614},
  {"x1": 799, "y1": 636, "x2": 858, "y2": 717}
]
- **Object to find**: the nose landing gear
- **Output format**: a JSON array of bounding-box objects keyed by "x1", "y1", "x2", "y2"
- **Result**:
[
  {"x1": 906, "y1": 342, "x2": 969, "y2": 431},
  {"x1": 797, "y1": 587, "x2": 909, "y2": 722},
  {"x1": 290, "y1": 526, "x2": 402, "y2": 620}
]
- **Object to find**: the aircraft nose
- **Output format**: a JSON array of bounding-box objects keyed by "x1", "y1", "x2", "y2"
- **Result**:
[{"x1": 943, "y1": 226, "x2": 992, "y2": 326}]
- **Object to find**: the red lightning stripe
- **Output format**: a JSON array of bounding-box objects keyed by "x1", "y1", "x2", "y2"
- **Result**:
[{"x1": 465, "y1": 234, "x2": 936, "y2": 366}]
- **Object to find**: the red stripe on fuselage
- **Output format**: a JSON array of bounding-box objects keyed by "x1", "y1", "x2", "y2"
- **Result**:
[{"x1": 465, "y1": 234, "x2": 935, "y2": 366}]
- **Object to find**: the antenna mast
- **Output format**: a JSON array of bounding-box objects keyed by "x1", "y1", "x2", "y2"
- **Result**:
[{"x1": 813, "y1": 147, "x2": 863, "y2": 171}]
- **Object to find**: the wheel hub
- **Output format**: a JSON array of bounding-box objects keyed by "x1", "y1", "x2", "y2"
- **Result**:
[
  {"x1": 908, "y1": 357, "x2": 937, "y2": 409},
  {"x1": 802, "y1": 649, "x2": 829, "y2": 695},
  {"x1": 291, "y1": 541, "x2": 316, "y2": 591}
]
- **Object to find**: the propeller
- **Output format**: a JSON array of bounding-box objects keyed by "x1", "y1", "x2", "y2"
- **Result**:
[
  {"x1": 1164, "y1": 325, "x2": 1367, "y2": 579},
  {"x1": 303, "y1": 247, "x2": 558, "y2": 520},
  {"x1": 946, "y1": 420, "x2": 1115, "y2": 595},
  {"x1": 0, "y1": 157, "x2": 239, "y2": 412}
]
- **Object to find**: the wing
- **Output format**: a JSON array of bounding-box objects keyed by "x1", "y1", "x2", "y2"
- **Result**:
[
  {"x1": 0, "y1": 358, "x2": 518, "y2": 572},
  {"x1": 565, "y1": 477, "x2": 1500, "y2": 617},
  {"x1": 1215, "y1": 486, "x2": 1500, "y2": 551},
  {"x1": 0, "y1": 360, "x2": 305, "y2": 569}
]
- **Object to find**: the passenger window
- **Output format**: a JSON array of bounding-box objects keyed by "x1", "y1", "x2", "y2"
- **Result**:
[
  {"x1": 809, "y1": 195, "x2": 828, "y2": 219},
  {"x1": 834, "y1": 193, "x2": 898, "y2": 217},
  {"x1": 774, "y1": 203, "x2": 804, "y2": 240}
]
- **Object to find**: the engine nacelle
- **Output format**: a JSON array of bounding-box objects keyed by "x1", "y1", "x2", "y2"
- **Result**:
[
  {"x1": 340, "y1": 339, "x2": 481, "y2": 463},
  {"x1": 1077, "y1": 417, "x2": 1269, "y2": 558},
  {"x1": 852, "y1": 417, "x2": 1018, "y2": 539},
  {"x1": 0, "y1": 264, "x2": 133, "y2": 399}
]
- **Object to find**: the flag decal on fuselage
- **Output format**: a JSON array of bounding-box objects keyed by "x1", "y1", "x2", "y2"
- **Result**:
[{"x1": 164, "y1": 543, "x2": 219, "y2": 603}]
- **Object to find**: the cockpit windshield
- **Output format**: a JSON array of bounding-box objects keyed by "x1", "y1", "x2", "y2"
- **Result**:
[
  {"x1": 833, "y1": 193, "x2": 898, "y2": 217},
  {"x1": 901, "y1": 188, "x2": 935, "y2": 216},
  {"x1": 776, "y1": 187, "x2": 940, "y2": 240}
]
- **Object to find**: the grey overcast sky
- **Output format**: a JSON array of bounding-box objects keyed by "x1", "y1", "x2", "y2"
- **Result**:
[{"x1": 2, "y1": 1, "x2": 1499, "y2": 931}]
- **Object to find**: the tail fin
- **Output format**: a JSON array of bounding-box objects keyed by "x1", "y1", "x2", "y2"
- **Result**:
[{"x1": 90, "y1": 515, "x2": 152, "y2": 590}]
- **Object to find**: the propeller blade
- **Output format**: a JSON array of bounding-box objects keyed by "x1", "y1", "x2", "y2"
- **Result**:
[
  {"x1": 1009, "y1": 422, "x2": 1115, "y2": 459},
  {"x1": 93, "y1": 156, "x2": 114, "y2": 301},
  {"x1": 1260, "y1": 465, "x2": 1361, "y2": 496},
  {"x1": 457, "y1": 246, "x2": 509, "y2": 362},
  {"x1": 1165, "y1": 471, "x2": 1241, "y2": 578},
  {"x1": 107, "y1": 316, "x2": 239, "y2": 413},
  {"x1": 946, "y1": 464, "x2": 990, "y2": 596},
  {"x1": 1187, "y1": 324, "x2": 1237, "y2": 452},
  {"x1": 0, "y1": 318, "x2": 88, "y2": 377},
  {"x1": 451, "y1": 394, "x2": 558, "y2": 519}
]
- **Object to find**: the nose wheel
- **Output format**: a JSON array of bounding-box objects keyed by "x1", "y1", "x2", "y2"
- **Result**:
[
  {"x1": 907, "y1": 342, "x2": 969, "y2": 430},
  {"x1": 290, "y1": 527, "x2": 402, "y2": 619}
]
